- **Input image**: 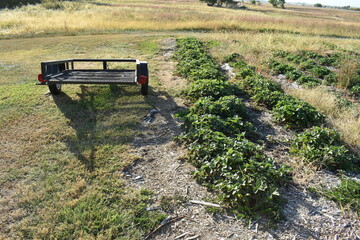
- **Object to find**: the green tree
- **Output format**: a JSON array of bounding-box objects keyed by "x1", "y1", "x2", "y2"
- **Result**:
[
  {"x1": 278, "y1": 0, "x2": 285, "y2": 8},
  {"x1": 250, "y1": 0, "x2": 256, "y2": 5},
  {"x1": 199, "y1": 0, "x2": 236, "y2": 6},
  {"x1": 0, "y1": 0, "x2": 41, "y2": 9},
  {"x1": 200, "y1": 0, "x2": 217, "y2": 6},
  {"x1": 269, "y1": 0, "x2": 285, "y2": 8},
  {"x1": 314, "y1": 3, "x2": 323, "y2": 7}
]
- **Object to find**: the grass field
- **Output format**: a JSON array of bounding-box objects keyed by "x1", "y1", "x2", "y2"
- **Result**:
[
  {"x1": 1, "y1": 0, "x2": 359, "y2": 238},
  {"x1": 1, "y1": 0, "x2": 360, "y2": 38},
  {"x1": 0, "y1": 33, "x2": 168, "y2": 238}
]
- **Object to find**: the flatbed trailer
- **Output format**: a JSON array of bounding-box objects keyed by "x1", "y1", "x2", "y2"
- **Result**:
[{"x1": 37, "y1": 59, "x2": 149, "y2": 95}]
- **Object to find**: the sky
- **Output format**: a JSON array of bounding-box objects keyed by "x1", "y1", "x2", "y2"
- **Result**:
[{"x1": 291, "y1": 0, "x2": 360, "y2": 7}]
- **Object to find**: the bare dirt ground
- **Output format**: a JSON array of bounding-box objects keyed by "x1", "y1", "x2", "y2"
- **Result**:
[{"x1": 124, "y1": 38, "x2": 359, "y2": 240}]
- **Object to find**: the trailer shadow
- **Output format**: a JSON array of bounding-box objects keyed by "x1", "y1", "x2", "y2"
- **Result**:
[{"x1": 52, "y1": 85, "x2": 151, "y2": 172}]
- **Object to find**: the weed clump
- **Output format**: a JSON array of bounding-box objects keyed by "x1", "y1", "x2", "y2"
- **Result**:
[{"x1": 314, "y1": 177, "x2": 360, "y2": 215}]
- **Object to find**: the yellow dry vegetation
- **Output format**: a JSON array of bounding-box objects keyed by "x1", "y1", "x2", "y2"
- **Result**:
[{"x1": 1, "y1": 0, "x2": 360, "y2": 38}]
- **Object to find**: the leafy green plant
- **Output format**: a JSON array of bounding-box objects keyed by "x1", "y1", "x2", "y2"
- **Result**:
[
  {"x1": 181, "y1": 114, "x2": 255, "y2": 141},
  {"x1": 175, "y1": 37, "x2": 225, "y2": 81},
  {"x1": 192, "y1": 134, "x2": 291, "y2": 219},
  {"x1": 223, "y1": 53, "x2": 241, "y2": 63},
  {"x1": 273, "y1": 50, "x2": 289, "y2": 58},
  {"x1": 296, "y1": 75, "x2": 321, "y2": 87},
  {"x1": 175, "y1": 37, "x2": 292, "y2": 220},
  {"x1": 238, "y1": 75, "x2": 284, "y2": 108},
  {"x1": 189, "y1": 96, "x2": 248, "y2": 119},
  {"x1": 350, "y1": 85, "x2": 360, "y2": 94},
  {"x1": 182, "y1": 79, "x2": 241, "y2": 102},
  {"x1": 309, "y1": 65, "x2": 331, "y2": 78},
  {"x1": 299, "y1": 60, "x2": 315, "y2": 71},
  {"x1": 272, "y1": 97, "x2": 325, "y2": 129},
  {"x1": 268, "y1": 60, "x2": 296, "y2": 75},
  {"x1": 285, "y1": 69, "x2": 302, "y2": 81},
  {"x1": 290, "y1": 127, "x2": 357, "y2": 171}
]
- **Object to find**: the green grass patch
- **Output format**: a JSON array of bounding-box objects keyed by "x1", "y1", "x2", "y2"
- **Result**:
[{"x1": 311, "y1": 177, "x2": 360, "y2": 215}]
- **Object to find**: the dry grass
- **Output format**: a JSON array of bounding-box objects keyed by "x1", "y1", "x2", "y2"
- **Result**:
[
  {"x1": 0, "y1": 33, "x2": 167, "y2": 238},
  {"x1": 1, "y1": 0, "x2": 360, "y2": 38},
  {"x1": 289, "y1": 87, "x2": 360, "y2": 154}
]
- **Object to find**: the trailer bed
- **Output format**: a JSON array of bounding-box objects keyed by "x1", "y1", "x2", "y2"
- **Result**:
[
  {"x1": 47, "y1": 70, "x2": 136, "y2": 85},
  {"x1": 38, "y1": 59, "x2": 149, "y2": 95}
]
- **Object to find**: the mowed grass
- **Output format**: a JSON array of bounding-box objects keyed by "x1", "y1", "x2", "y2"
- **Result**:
[
  {"x1": 1, "y1": 0, "x2": 360, "y2": 39},
  {"x1": 0, "y1": 34, "x2": 167, "y2": 238}
]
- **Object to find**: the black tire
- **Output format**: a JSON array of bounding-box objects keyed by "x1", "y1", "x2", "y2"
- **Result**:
[
  {"x1": 141, "y1": 83, "x2": 148, "y2": 96},
  {"x1": 48, "y1": 83, "x2": 62, "y2": 95},
  {"x1": 140, "y1": 63, "x2": 149, "y2": 96}
]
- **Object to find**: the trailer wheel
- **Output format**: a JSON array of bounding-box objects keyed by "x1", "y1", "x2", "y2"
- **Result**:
[
  {"x1": 140, "y1": 63, "x2": 149, "y2": 96},
  {"x1": 48, "y1": 83, "x2": 62, "y2": 95},
  {"x1": 141, "y1": 83, "x2": 148, "y2": 96}
]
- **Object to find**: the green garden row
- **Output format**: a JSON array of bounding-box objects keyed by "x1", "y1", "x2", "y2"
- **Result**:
[
  {"x1": 271, "y1": 50, "x2": 360, "y2": 94},
  {"x1": 227, "y1": 53, "x2": 358, "y2": 171},
  {"x1": 175, "y1": 37, "x2": 291, "y2": 220},
  {"x1": 226, "y1": 54, "x2": 359, "y2": 214}
]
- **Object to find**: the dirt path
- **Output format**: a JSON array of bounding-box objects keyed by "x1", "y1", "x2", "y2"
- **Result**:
[{"x1": 124, "y1": 38, "x2": 359, "y2": 240}]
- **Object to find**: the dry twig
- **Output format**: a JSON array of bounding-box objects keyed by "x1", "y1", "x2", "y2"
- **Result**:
[{"x1": 143, "y1": 216, "x2": 185, "y2": 240}]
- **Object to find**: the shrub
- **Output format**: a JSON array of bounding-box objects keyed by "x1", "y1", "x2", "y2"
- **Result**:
[
  {"x1": 236, "y1": 67, "x2": 256, "y2": 79},
  {"x1": 324, "y1": 73, "x2": 337, "y2": 85},
  {"x1": 290, "y1": 127, "x2": 357, "y2": 171},
  {"x1": 285, "y1": 54, "x2": 306, "y2": 64},
  {"x1": 272, "y1": 97, "x2": 325, "y2": 129}
]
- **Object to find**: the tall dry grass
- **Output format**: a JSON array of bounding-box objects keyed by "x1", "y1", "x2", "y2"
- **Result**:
[
  {"x1": 1, "y1": 0, "x2": 360, "y2": 38},
  {"x1": 289, "y1": 87, "x2": 360, "y2": 154}
]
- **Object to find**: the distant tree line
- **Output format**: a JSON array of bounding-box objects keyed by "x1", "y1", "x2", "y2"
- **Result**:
[
  {"x1": 268, "y1": 0, "x2": 285, "y2": 8},
  {"x1": 0, "y1": 0, "x2": 41, "y2": 9},
  {"x1": 313, "y1": 3, "x2": 358, "y2": 10},
  {"x1": 0, "y1": 0, "x2": 76, "y2": 9},
  {"x1": 199, "y1": 0, "x2": 238, "y2": 7}
]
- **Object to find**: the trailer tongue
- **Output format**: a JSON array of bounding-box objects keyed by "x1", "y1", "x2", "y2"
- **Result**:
[{"x1": 37, "y1": 59, "x2": 149, "y2": 95}]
